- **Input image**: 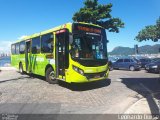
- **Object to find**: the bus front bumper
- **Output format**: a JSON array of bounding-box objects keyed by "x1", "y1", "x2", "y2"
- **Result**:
[{"x1": 65, "y1": 69, "x2": 109, "y2": 83}]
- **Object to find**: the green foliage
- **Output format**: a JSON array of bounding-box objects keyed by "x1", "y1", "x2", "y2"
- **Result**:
[
  {"x1": 135, "y1": 17, "x2": 160, "y2": 42},
  {"x1": 72, "y1": 0, "x2": 124, "y2": 33}
]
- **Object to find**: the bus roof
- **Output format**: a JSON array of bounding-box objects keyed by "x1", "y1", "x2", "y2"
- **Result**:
[{"x1": 13, "y1": 22, "x2": 103, "y2": 44}]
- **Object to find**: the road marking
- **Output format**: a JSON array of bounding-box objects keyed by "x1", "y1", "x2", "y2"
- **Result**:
[
  {"x1": 153, "y1": 91, "x2": 160, "y2": 95},
  {"x1": 139, "y1": 83, "x2": 153, "y2": 95},
  {"x1": 116, "y1": 78, "x2": 122, "y2": 82},
  {"x1": 139, "y1": 83, "x2": 155, "y2": 101},
  {"x1": 140, "y1": 83, "x2": 160, "y2": 97}
]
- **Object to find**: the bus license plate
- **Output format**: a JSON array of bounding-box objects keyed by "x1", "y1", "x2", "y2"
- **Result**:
[{"x1": 94, "y1": 75, "x2": 100, "y2": 78}]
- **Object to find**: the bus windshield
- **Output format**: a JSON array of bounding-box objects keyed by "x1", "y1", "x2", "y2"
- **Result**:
[{"x1": 71, "y1": 33, "x2": 107, "y2": 60}]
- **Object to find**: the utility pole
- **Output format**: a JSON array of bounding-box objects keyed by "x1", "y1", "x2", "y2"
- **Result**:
[{"x1": 134, "y1": 44, "x2": 138, "y2": 56}]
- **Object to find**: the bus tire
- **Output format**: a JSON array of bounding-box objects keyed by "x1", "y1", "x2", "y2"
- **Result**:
[
  {"x1": 46, "y1": 67, "x2": 58, "y2": 84},
  {"x1": 19, "y1": 63, "x2": 24, "y2": 74}
]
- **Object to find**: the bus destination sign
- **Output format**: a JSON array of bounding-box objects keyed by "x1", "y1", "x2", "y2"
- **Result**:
[
  {"x1": 73, "y1": 24, "x2": 102, "y2": 34},
  {"x1": 77, "y1": 26, "x2": 101, "y2": 34}
]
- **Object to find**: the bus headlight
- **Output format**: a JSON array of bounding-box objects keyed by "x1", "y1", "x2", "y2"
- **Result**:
[
  {"x1": 72, "y1": 65, "x2": 78, "y2": 71},
  {"x1": 72, "y1": 65, "x2": 84, "y2": 75},
  {"x1": 79, "y1": 69, "x2": 84, "y2": 75}
]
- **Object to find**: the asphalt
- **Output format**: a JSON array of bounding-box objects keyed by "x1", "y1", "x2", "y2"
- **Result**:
[{"x1": 0, "y1": 67, "x2": 160, "y2": 120}]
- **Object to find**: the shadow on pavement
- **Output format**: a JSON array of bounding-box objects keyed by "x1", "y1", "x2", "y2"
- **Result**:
[
  {"x1": 21, "y1": 73, "x2": 111, "y2": 91},
  {"x1": 0, "y1": 72, "x2": 45, "y2": 84},
  {"x1": 0, "y1": 76, "x2": 31, "y2": 83},
  {"x1": 58, "y1": 79, "x2": 111, "y2": 91},
  {"x1": 27, "y1": 73, "x2": 45, "y2": 80},
  {"x1": 121, "y1": 77, "x2": 160, "y2": 114}
]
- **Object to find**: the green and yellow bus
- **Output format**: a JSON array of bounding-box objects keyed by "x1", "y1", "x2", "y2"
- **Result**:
[{"x1": 11, "y1": 22, "x2": 109, "y2": 83}]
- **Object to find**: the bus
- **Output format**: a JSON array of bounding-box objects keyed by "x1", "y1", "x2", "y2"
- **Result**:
[{"x1": 11, "y1": 22, "x2": 109, "y2": 84}]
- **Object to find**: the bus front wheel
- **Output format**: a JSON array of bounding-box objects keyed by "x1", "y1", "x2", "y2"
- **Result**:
[{"x1": 46, "y1": 67, "x2": 57, "y2": 84}]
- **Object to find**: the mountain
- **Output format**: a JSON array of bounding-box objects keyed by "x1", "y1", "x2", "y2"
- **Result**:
[
  {"x1": 109, "y1": 44, "x2": 160, "y2": 55},
  {"x1": 109, "y1": 46, "x2": 134, "y2": 55}
]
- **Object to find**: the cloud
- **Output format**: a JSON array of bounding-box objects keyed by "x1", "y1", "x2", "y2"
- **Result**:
[
  {"x1": 0, "y1": 35, "x2": 28, "y2": 54},
  {"x1": 0, "y1": 41, "x2": 12, "y2": 54},
  {"x1": 18, "y1": 35, "x2": 27, "y2": 40}
]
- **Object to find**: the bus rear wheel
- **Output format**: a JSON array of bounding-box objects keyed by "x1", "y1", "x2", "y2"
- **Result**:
[
  {"x1": 19, "y1": 63, "x2": 24, "y2": 74},
  {"x1": 46, "y1": 67, "x2": 57, "y2": 84}
]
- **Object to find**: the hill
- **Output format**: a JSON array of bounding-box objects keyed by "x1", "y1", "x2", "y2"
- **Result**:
[{"x1": 109, "y1": 44, "x2": 160, "y2": 55}]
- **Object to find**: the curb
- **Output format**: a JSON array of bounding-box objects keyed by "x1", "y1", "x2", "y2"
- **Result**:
[
  {"x1": 124, "y1": 98, "x2": 152, "y2": 114},
  {"x1": 124, "y1": 95, "x2": 159, "y2": 114},
  {"x1": 0, "y1": 67, "x2": 17, "y2": 71}
]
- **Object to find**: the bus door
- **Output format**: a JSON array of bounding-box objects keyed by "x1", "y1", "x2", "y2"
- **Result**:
[
  {"x1": 25, "y1": 40, "x2": 31, "y2": 72},
  {"x1": 55, "y1": 29, "x2": 69, "y2": 79}
]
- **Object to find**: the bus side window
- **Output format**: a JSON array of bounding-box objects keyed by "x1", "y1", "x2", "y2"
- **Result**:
[
  {"x1": 41, "y1": 33, "x2": 54, "y2": 53},
  {"x1": 32, "y1": 37, "x2": 40, "y2": 54},
  {"x1": 19, "y1": 41, "x2": 25, "y2": 54},
  {"x1": 15, "y1": 43, "x2": 19, "y2": 54},
  {"x1": 11, "y1": 44, "x2": 16, "y2": 55}
]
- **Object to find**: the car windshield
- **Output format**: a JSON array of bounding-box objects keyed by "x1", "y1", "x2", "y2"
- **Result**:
[
  {"x1": 133, "y1": 58, "x2": 139, "y2": 63},
  {"x1": 154, "y1": 59, "x2": 160, "y2": 63},
  {"x1": 151, "y1": 58, "x2": 160, "y2": 63},
  {"x1": 109, "y1": 57, "x2": 117, "y2": 62},
  {"x1": 71, "y1": 34, "x2": 107, "y2": 60}
]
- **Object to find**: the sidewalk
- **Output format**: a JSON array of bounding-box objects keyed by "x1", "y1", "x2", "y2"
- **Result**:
[{"x1": 125, "y1": 95, "x2": 159, "y2": 115}]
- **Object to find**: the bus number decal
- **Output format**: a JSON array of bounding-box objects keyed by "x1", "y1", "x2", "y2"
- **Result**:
[
  {"x1": 36, "y1": 57, "x2": 44, "y2": 62},
  {"x1": 48, "y1": 59, "x2": 55, "y2": 64}
]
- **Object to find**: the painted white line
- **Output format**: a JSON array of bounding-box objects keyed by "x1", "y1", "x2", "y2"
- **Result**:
[
  {"x1": 116, "y1": 78, "x2": 122, "y2": 82},
  {"x1": 139, "y1": 83, "x2": 153, "y2": 95}
]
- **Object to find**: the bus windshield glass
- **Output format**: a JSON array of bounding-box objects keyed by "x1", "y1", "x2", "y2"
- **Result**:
[
  {"x1": 71, "y1": 23, "x2": 108, "y2": 61},
  {"x1": 71, "y1": 33, "x2": 107, "y2": 60}
]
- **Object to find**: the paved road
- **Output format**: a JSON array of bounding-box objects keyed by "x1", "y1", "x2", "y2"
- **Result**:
[{"x1": 0, "y1": 69, "x2": 159, "y2": 114}]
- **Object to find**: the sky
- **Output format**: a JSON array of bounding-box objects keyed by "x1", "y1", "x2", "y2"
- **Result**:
[{"x1": 0, "y1": 0, "x2": 159, "y2": 53}]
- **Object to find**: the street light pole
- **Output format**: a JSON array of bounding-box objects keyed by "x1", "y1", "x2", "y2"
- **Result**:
[{"x1": 134, "y1": 44, "x2": 138, "y2": 57}]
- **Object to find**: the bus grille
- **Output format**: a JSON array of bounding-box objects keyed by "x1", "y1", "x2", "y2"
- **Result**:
[{"x1": 84, "y1": 71, "x2": 106, "y2": 79}]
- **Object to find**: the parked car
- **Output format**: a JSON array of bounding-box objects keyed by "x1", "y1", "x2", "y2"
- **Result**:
[
  {"x1": 151, "y1": 58, "x2": 160, "y2": 62},
  {"x1": 108, "y1": 61, "x2": 113, "y2": 71},
  {"x1": 145, "y1": 59, "x2": 160, "y2": 73},
  {"x1": 108, "y1": 57, "x2": 117, "y2": 71},
  {"x1": 138, "y1": 58, "x2": 152, "y2": 68},
  {"x1": 113, "y1": 58, "x2": 141, "y2": 71}
]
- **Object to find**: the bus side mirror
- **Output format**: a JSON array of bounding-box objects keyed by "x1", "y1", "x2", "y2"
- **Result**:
[
  {"x1": 108, "y1": 61, "x2": 112, "y2": 66},
  {"x1": 106, "y1": 40, "x2": 109, "y2": 43},
  {"x1": 69, "y1": 48, "x2": 72, "y2": 53},
  {"x1": 69, "y1": 47, "x2": 76, "y2": 54}
]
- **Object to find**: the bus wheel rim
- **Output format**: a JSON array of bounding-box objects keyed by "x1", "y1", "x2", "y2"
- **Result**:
[{"x1": 49, "y1": 71, "x2": 55, "y2": 80}]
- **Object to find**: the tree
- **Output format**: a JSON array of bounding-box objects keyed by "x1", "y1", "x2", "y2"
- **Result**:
[
  {"x1": 72, "y1": 0, "x2": 124, "y2": 33},
  {"x1": 135, "y1": 17, "x2": 160, "y2": 42}
]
